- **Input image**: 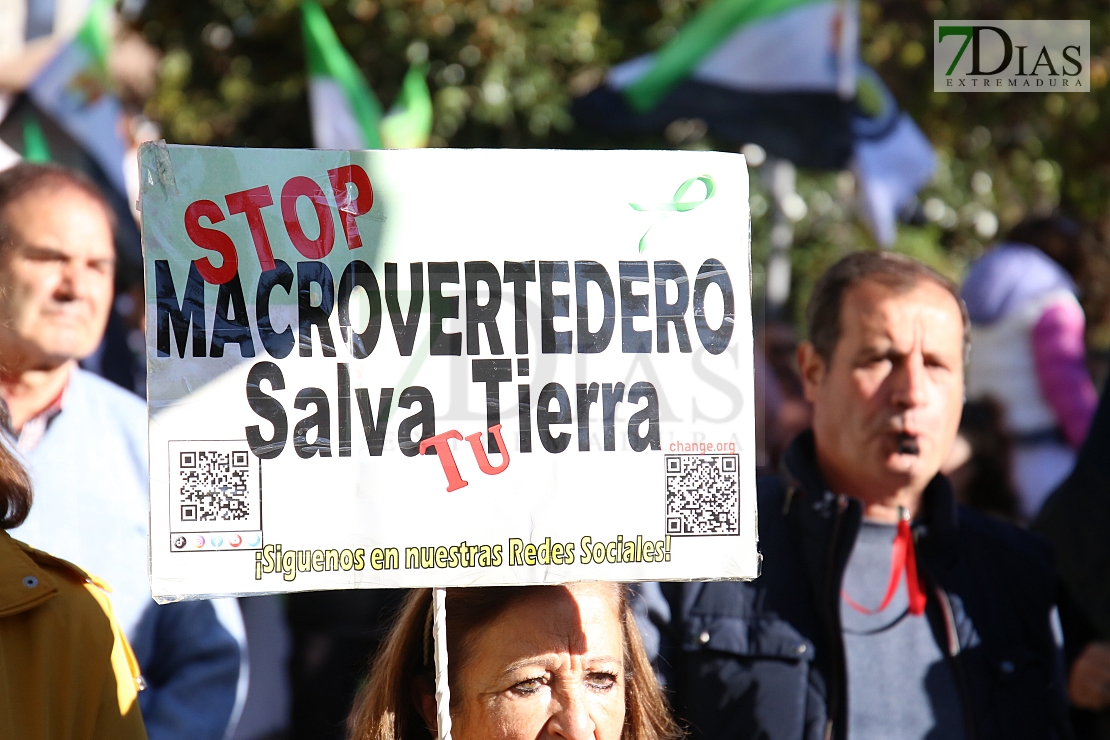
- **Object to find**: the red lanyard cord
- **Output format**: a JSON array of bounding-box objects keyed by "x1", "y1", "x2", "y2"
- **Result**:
[{"x1": 841, "y1": 515, "x2": 927, "y2": 617}]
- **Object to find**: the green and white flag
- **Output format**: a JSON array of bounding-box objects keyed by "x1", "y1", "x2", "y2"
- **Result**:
[
  {"x1": 302, "y1": 1, "x2": 433, "y2": 150},
  {"x1": 616, "y1": 0, "x2": 859, "y2": 111},
  {"x1": 28, "y1": 0, "x2": 127, "y2": 193},
  {"x1": 22, "y1": 115, "x2": 53, "y2": 163},
  {"x1": 576, "y1": 0, "x2": 859, "y2": 169},
  {"x1": 302, "y1": 0, "x2": 384, "y2": 150},
  {"x1": 381, "y1": 64, "x2": 433, "y2": 149}
]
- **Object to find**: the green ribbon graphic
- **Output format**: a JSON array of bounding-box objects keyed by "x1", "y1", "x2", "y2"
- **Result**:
[{"x1": 629, "y1": 175, "x2": 716, "y2": 253}]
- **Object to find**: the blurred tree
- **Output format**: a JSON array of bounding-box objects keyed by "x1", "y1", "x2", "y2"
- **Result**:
[
  {"x1": 134, "y1": 0, "x2": 1110, "y2": 348},
  {"x1": 137, "y1": 0, "x2": 677, "y2": 149}
]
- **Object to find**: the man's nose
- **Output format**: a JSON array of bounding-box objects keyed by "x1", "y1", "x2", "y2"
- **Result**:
[
  {"x1": 56, "y1": 261, "x2": 88, "y2": 299},
  {"x1": 890, "y1": 354, "x2": 930, "y2": 409},
  {"x1": 546, "y1": 687, "x2": 596, "y2": 740}
]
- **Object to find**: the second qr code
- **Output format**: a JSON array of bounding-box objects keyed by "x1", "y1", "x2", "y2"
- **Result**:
[{"x1": 665, "y1": 454, "x2": 739, "y2": 536}]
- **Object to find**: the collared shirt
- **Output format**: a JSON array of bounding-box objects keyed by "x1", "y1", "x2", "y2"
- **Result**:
[{"x1": 5, "y1": 386, "x2": 66, "y2": 454}]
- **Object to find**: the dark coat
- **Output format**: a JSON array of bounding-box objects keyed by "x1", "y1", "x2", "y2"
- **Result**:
[
  {"x1": 1036, "y1": 387, "x2": 1110, "y2": 739},
  {"x1": 641, "y1": 432, "x2": 1072, "y2": 740}
]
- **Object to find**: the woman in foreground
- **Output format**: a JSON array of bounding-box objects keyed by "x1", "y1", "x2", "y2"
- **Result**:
[
  {"x1": 0, "y1": 425, "x2": 146, "y2": 739},
  {"x1": 348, "y1": 582, "x2": 680, "y2": 740}
]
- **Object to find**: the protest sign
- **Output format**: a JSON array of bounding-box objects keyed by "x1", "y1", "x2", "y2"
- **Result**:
[{"x1": 141, "y1": 144, "x2": 758, "y2": 601}]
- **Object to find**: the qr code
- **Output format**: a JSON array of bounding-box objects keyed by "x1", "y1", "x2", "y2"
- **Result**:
[
  {"x1": 178, "y1": 450, "x2": 252, "y2": 522},
  {"x1": 168, "y1": 440, "x2": 262, "y2": 550},
  {"x1": 665, "y1": 454, "x2": 740, "y2": 536}
]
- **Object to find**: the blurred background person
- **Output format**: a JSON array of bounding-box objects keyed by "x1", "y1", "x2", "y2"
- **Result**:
[
  {"x1": 0, "y1": 404, "x2": 147, "y2": 740},
  {"x1": 961, "y1": 216, "x2": 1098, "y2": 521},
  {"x1": 232, "y1": 595, "x2": 293, "y2": 740},
  {"x1": 941, "y1": 399, "x2": 1020, "y2": 522},
  {"x1": 0, "y1": 162, "x2": 241, "y2": 740},
  {"x1": 1036, "y1": 385, "x2": 1110, "y2": 740},
  {"x1": 347, "y1": 583, "x2": 680, "y2": 740},
  {"x1": 755, "y1": 319, "x2": 812, "y2": 472},
  {"x1": 286, "y1": 590, "x2": 404, "y2": 740}
]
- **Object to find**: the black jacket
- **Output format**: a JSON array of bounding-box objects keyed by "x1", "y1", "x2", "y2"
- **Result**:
[
  {"x1": 640, "y1": 432, "x2": 1072, "y2": 740},
  {"x1": 1036, "y1": 387, "x2": 1110, "y2": 740}
]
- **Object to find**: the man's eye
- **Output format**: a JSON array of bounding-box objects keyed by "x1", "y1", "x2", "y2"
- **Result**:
[
  {"x1": 511, "y1": 677, "x2": 545, "y2": 695},
  {"x1": 586, "y1": 672, "x2": 618, "y2": 691}
]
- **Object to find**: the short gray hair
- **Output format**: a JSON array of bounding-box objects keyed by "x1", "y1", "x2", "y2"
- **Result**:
[{"x1": 805, "y1": 251, "x2": 969, "y2": 364}]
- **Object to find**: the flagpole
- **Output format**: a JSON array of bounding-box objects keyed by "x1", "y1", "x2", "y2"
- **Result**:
[
  {"x1": 764, "y1": 158, "x2": 797, "y2": 319},
  {"x1": 836, "y1": 0, "x2": 860, "y2": 101},
  {"x1": 433, "y1": 587, "x2": 453, "y2": 740}
]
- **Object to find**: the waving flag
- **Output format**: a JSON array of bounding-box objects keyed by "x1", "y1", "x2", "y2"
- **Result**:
[
  {"x1": 851, "y1": 67, "x2": 935, "y2": 247},
  {"x1": 302, "y1": 0, "x2": 384, "y2": 150},
  {"x1": 381, "y1": 64, "x2": 433, "y2": 149},
  {"x1": 302, "y1": 1, "x2": 432, "y2": 150},
  {"x1": 574, "y1": 0, "x2": 934, "y2": 247},
  {"x1": 574, "y1": 0, "x2": 859, "y2": 169},
  {"x1": 21, "y1": 115, "x2": 53, "y2": 163},
  {"x1": 27, "y1": 0, "x2": 128, "y2": 194}
]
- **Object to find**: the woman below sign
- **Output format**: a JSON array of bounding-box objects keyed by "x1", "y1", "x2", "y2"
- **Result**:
[{"x1": 348, "y1": 582, "x2": 680, "y2": 740}]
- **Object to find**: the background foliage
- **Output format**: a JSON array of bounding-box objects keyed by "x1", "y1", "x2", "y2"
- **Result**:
[{"x1": 133, "y1": 0, "x2": 1110, "y2": 352}]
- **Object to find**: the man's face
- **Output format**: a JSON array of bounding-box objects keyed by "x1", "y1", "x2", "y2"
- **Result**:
[
  {"x1": 0, "y1": 187, "x2": 115, "y2": 371},
  {"x1": 800, "y1": 278, "x2": 965, "y2": 498}
]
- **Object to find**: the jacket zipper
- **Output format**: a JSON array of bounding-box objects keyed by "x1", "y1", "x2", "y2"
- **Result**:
[
  {"x1": 934, "y1": 584, "x2": 978, "y2": 740},
  {"x1": 823, "y1": 494, "x2": 849, "y2": 740}
]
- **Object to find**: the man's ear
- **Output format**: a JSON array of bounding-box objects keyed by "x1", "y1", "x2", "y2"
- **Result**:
[
  {"x1": 797, "y1": 341, "x2": 826, "y2": 404},
  {"x1": 412, "y1": 678, "x2": 439, "y2": 735}
]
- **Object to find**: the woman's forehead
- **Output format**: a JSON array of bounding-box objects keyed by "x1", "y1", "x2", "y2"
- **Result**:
[{"x1": 475, "y1": 583, "x2": 623, "y2": 659}]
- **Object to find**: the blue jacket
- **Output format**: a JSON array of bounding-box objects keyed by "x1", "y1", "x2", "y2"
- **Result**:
[
  {"x1": 638, "y1": 432, "x2": 1072, "y2": 740},
  {"x1": 131, "y1": 600, "x2": 241, "y2": 740}
]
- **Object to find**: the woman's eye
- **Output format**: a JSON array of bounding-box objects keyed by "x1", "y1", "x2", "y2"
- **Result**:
[
  {"x1": 586, "y1": 672, "x2": 618, "y2": 691},
  {"x1": 511, "y1": 677, "x2": 545, "y2": 695}
]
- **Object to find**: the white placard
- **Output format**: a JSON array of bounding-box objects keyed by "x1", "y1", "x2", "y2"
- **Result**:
[{"x1": 141, "y1": 144, "x2": 758, "y2": 600}]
